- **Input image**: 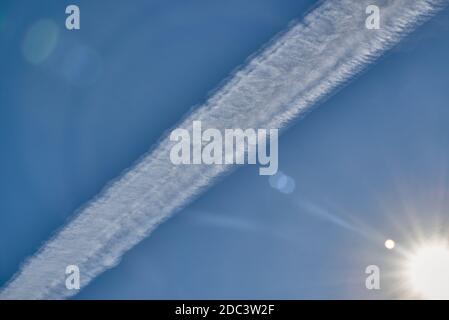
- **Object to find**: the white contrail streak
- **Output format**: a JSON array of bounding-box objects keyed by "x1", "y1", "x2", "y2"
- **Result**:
[{"x1": 1, "y1": 0, "x2": 447, "y2": 299}]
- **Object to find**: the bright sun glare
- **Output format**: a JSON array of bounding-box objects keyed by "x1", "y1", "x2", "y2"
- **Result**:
[{"x1": 406, "y1": 242, "x2": 449, "y2": 299}]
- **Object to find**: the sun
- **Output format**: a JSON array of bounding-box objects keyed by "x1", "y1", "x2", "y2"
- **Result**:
[{"x1": 405, "y1": 242, "x2": 449, "y2": 299}]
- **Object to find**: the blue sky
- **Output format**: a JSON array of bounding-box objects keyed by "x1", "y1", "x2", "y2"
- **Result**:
[{"x1": 1, "y1": 0, "x2": 449, "y2": 299}]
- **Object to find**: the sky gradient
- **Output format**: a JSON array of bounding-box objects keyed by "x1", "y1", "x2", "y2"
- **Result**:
[{"x1": 1, "y1": 0, "x2": 449, "y2": 299}]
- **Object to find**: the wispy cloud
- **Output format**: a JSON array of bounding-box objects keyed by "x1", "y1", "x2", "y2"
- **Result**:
[{"x1": 1, "y1": 0, "x2": 446, "y2": 299}]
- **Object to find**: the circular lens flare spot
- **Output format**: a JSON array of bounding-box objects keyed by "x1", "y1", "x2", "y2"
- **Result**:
[
  {"x1": 22, "y1": 19, "x2": 59, "y2": 65},
  {"x1": 385, "y1": 239, "x2": 395, "y2": 250},
  {"x1": 406, "y1": 243, "x2": 449, "y2": 299}
]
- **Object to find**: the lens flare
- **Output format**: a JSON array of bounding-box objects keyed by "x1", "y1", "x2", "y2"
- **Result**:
[{"x1": 385, "y1": 239, "x2": 395, "y2": 250}]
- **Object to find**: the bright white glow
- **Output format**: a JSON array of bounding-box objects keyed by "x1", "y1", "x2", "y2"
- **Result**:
[
  {"x1": 406, "y1": 243, "x2": 449, "y2": 299},
  {"x1": 385, "y1": 239, "x2": 395, "y2": 250}
]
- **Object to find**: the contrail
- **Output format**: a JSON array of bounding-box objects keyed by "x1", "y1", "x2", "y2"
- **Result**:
[{"x1": 1, "y1": 0, "x2": 446, "y2": 299}]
